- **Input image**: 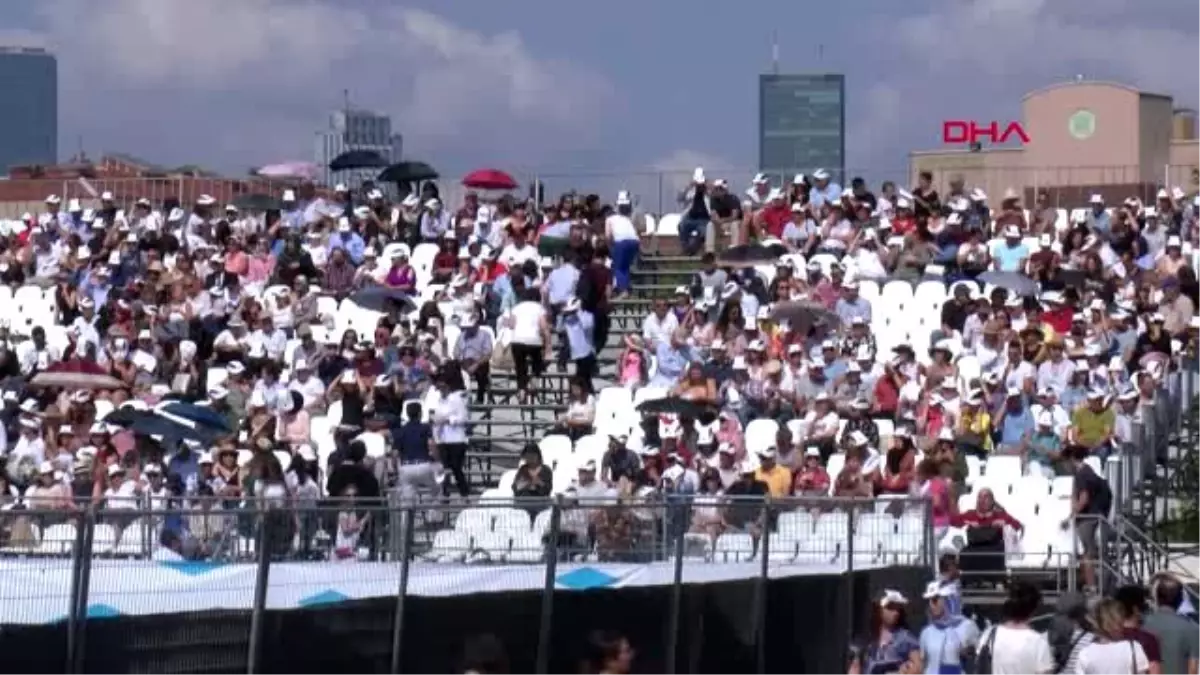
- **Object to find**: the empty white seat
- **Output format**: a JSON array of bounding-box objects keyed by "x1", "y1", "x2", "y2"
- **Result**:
[
  {"x1": 90, "y1": 523, "x2": 117, "y2": 555},
  {"x1": 744, "y1": 419, "x2": 780, "y2": 456},
  {"x1": 455, "y1": 508, "x2": 497, "y2": 533},
  {"x1": 492, "y1": 508, "x2": 532, "y2": 534},
  {"x1": 509, "y1": 532, "x2": 544, "y2": 563},
  {"x1": 429, "y1": 529, "x2": 472, "y2": 562},
  {"x1": 532, "y1": 509, "x2": 554, "y2": 537},
  {"x1": 477, "y1": 489, "x2": 513, "y2": 504},
  {"x1": 766, "y1": 534, "x2": 798, "y2": 563},
  {"x1": 538, "y1": 435, "x2": 573, "y2": 472},
  {"x1": 471, "y1": 532, "x2": 512, "y2": 562},
  {"x1": 594, "y1": 387, "x2": 633, "y2": 439},
  {"x1": 714, "y1": 532, "x2": 756, "y2": 562},
  {"x1": 777, "y1": 510, "x2": 814, "y2": 538},
  {"x1": 985, "y1": 455, "x2": 1023, "y2": 485}
]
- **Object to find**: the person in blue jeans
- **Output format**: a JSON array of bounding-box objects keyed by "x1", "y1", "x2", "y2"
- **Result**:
[{"x1": 606, "y1": 191, "x2": 641, "y2": 296}]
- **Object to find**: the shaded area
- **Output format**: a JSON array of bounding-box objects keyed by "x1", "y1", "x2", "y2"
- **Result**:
[{"x1": 0, "y1": 567, "x2": 925, "y2": 674}]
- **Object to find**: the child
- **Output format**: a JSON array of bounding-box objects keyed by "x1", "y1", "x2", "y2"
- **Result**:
[{"x1": 333, "y1": 486, "x2": 369, "y2": 561}]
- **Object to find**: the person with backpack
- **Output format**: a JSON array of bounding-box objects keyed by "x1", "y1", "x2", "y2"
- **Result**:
[
  {"x1": 1046, "y1": 592, "x2": 1095, "y2": 674},
  {"x1": 1061, "y1": 445, "x2": 1113, "y2": 594}
]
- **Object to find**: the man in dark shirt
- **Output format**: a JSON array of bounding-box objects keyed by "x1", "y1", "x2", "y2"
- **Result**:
[
  {"x1": 1065, "y1": 446, "x2": 1112, "y2": 593},
  {"x1": 601, "y1": 436, "x2": 641, "y2": 486},
  {"x1": 850, "y1": 177, "x2": 877, "y2": 213},
  {"x1": 939, "y1": 284, "x2": 973, "y2": 337},
  {"x1": 724, "y1": 463, "x2": 768, "y2": 533},
  {"x1": 390, "y1": 402, "x2": 437, "y2": 502},
  {"x1": 911, "y1": 171, "x2": 941, "y2": 220}
]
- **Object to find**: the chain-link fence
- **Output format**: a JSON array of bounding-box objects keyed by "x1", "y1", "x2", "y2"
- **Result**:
[{"x1": 0, "y1": 495, "x2": 932, "y2": 673}]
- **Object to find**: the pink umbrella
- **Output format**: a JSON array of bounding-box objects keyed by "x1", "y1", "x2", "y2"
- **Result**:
[
  {"x1": 462, "y1": 168, "x2": 518, "y2": 191},
  {"x1": 256, "y1": 162, "x2": 319, "y2": 180}
]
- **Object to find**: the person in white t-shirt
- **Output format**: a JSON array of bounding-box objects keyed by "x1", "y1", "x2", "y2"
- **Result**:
[
  {"x1": 978, "y1": 581, "x2": 1055, "y2": 674},
  {"x1": 1073, "y1": 598, "x2": 1149, "y2": 674},
  {"x1": 606, "y1": 191, "x2": 641, "y2": 297}
]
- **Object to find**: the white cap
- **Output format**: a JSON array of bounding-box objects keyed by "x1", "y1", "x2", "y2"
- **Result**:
[
  {"x1": 198, "y1": 452, "x2": 215, "y2": 465},
  {"x1": 616, "y1": 190, "x2": 632, "y2": 206},
  {"x1": 196, "y1": 194, "x2": 216, "y2": 206},
  {"x1": 1089, "y1": 193, "x2": 1104, "y2": 204},
  {"x1": 45, "y1": 194, "x2": 62, "y2": 205},
  {"x1": 282, "y1": 189, "x2": 296, "y2": 201},
  {"x1": 731, "y1": 356, "x2": 748, "y2": 370},
  {"x1": 812, "y1": 168, "x2": 830, "y2": 181},
  {"x1": 923, "y1": 581, "x2": 955, "y2": 600},
  {"x1": 38, "y1": 460, "x2": 55, "y2": 475},
  {"x1": 1004, "y1": 224, "x2": 1021, "y2": 238},
  {"x1": 107, "y1": 464, "x2": 126, "y2": 477},
  {"x1": 692, "y1": 167, "x2": 706, "y2": 183}
]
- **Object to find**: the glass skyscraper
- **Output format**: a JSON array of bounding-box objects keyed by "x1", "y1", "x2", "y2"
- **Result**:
[
  {"x1": 313, "y1": 109, "x2": 404, "y2": 187},
  {"x1": 0, "y1": 47, "x2": 57, "y2": 175},
  {"x1": 758, "y1": 73, "x2": 845, "y2": 181}
]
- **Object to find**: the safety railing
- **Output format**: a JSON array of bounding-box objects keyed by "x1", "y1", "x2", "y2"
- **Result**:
[
  {"x1": 1, "y1": 163, "x2": 1195, "y2": 220},
  {"x1": 0, "y1": 494, "x2": 932, "y2": 674}
]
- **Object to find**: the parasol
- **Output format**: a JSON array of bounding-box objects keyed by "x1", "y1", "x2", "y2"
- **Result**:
[
  {"x1": 462, "y1": 168, "x2": 518, "y2": 191},
  {"x1": 329, "y1": 150, "x2": 389, "y2": 172},
  {"x1": 377, "y1": 161, "x2": 439, "y2": 184},
  {"x1": 718, "y1": 243, "x2": 788, "y2": 268},
  {"x1": 255, "y1": 162, "x2": 319, "y2": 181},
  {"x1": 635, "y1": 396, "x2": 718, "y2": 419},
  {"x1": 346, "y1": 286, "x2": 418, "y2": 313},
  {"x1": 769, "y1": 301, "x2": 841, "y2": 338},
  {"x1": 30, "y1": 360, "x2": 124, "y2": 390}
]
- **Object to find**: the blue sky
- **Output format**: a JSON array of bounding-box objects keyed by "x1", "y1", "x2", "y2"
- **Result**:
[{"x1": 3, "y1": 0, "x2": 1197, "y2": 197}]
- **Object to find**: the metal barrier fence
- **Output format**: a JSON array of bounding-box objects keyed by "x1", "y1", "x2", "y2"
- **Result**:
[
  {"x1": 1, "y1": 162, "x2": 1195, "y2": 219},
  {"x1": 0, "y1": 495, "x2": 932, "y2": 674}
]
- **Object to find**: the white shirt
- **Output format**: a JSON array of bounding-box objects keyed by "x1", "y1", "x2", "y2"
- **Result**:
[
  {"x1": 642, "y1": 312, "x2": 679, "y2": 349},
  {"x1": 1037, "y1": 358, "x2": 1076, "y2": 395},
  {"x1": 432, "y1": 391, "x2": 469, "y2": 444},
  {"x1": 1004, "y1": 360, "x2": 1036, "y2": 392},
  {"x1": 289, "y1": 376, "x2": 326, "y2": 409},
  {"x1": 981, "y1": 624, "x2": 1054, "y2": 674},
  {"x1": 1073, "y1": 639, "x2": 1148, "y2": 674},
  {"x1": 1030, "y1": 402, "x2": 1071, "y2": 437},
  {"x1": 103, "y1": 481, "x2": 141, "y2": 510},
  {"x1": 606, "y1": 214, "x2": 639, "y2": 241},
  {"x1": 510, "y1": 301, "x2": 548, "y2": 346},
  {"x1": 499, "y1": 243, "x2": 538, "y2": 270}
]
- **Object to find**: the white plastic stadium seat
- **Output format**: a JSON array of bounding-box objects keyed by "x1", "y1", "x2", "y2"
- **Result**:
[
  {"x1": 492, "y1": 508, "x2": 532, "y2": 535},
  {"x1": 470, "y1": 532, "x2": 512, "y2": 562},
  {"x1": 743, "y1": 419, "x2": 780, "y2": 456},
  {"x1": 455, "y1": 508, "x2": 497, "y2": 533},
  {"x1": 428, "y1": 529, "x2": 472, "y2": 562},
  {"x1": 655, "y1": 213, "x2": 681, "y2": 237},
  {"x1": 594, "y1": 387, "x2": 633, "y2": 438},
  {"x1": 409, "y1": 243, "x2": 440, "y2": 290},
  {"x1": 714, "y1": 533, "x2": 756, "y2": 562},
  {"x1": 509, "y1": 532, "x2": 544, "y2": 563}
]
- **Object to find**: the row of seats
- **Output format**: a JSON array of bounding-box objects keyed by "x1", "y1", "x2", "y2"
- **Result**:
[{"x1": 0, "y1": 520, "x2": 252, "y2": 558}]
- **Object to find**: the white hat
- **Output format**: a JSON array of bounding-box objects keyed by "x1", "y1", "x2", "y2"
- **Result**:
[
  {"x1": 143, "y1": 463, "x2": 163, "y2": 475},
  {"x1": 937, "y1": 427, "x2": 955, "y2": 441},
  {"x1": 1039, "y1": 233, "x2": 1053, "y2": 248},
  {"x1": 37, "y1": 460, "x2": 55, "y2": 475},
  {"x1": 196, "y1": 194, "x2": 216, "y2": 206},
  {"x1": 1004, "y1": 224, "x2": 1021, "y2": 238},
  {"x1": 923, "y1": 581, "x2": 955, "y2": 600},
  {"x1": 970, "y1": 187, "x2": 988, "y2": 202},
  {"x1": 804, "y1": 446, "x2": 821, "y2": 458},
  {"x1": 1089, "y1": 194, "x2": 1104, "y2": 204},
  {"x1": 1167, "y1": 235, "x2": 1182, "y2": 248},
  {"x1": 738, "y1": 460, "x2": 757, "y2": 474},
  {"x1": 67, "y1": 198, "x2": 82, "y2": 212},
  {"x1": 44, "y1": 194, "x2": 61, "y2": 205},
  {"x1": 1086, "y1": 388, "x2": 1106, "y2": 400},
  {"x1": 757, "y1": 446, "x2": 777, "y2": 459},
  {"x1": 107, "y1": 464, "x2": 126, "y2": 477},
  {"x1": 297, "y1": 445, "x2": 317, "y2": 461},
  {"x1": 1156, "y1": 188, "x2": 1170, "y2": 200},
  {"x1": 692, "y1": 167, "x2": 706, "y2": 183},
  {"x1": 340, "y1": 370, "x2": 357, "y2": 385},
  {"x1": 616, "y1": 190, "x2": 632, "y2": 206},
  {"x1": 337, "y1": 218, "x2": 352, "y2": 233},
  {"x1": 19, "y1": 416, "x2": 40, "y2": 428},
  {"x1": 879, "y1": 589, "x2": 908, "y2": 607},
  {"x1": 282, "y1": 189, "x2": 296, "y2": 201},
  {"x1": 731, "y1": 356, "x2": 748, "y2": 370},
  {"x1": 812, "y1": 168, "x2": 830, "y2": 181},
  {"x1": 747, "y1": 339, "x2": 766, "y2": 352},
  {"x1": 198, "y1": 451, "x2": 215, "y2": 465},
  {"x1": 208, "y1": 385, "x2": 228, "y2": 399}
]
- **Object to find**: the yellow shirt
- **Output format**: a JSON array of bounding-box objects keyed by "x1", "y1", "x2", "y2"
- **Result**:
[
  {"x1": 755, "y1": 464, "x2": 793, "y2": 498},
  {"x1": 960, "y1": 411, "x2": 993, "y2": 451}
]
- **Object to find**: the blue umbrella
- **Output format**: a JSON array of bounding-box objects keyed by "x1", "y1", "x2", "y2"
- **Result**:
[{"x1": 155, "y1": 401, "x2": 233, "y2": 434}]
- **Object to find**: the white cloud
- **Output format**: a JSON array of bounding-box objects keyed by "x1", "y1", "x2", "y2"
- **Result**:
[{"x1": 20, "y1": 0, "x2": 615, "y2": 169}]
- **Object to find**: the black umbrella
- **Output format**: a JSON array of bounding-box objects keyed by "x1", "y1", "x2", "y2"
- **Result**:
[
  {"x1": 347, "y1": 286, "x2": 418, "y2": 313},
  {"x1": 329, "y1": 150, "x2": 388, "y2": 172},
  {"x1": 719, "y1": 243, "x2": 788, "y2": 268},
  {"x1": 377, "y1": 161, "x2": 439, "y2": 184},
  {"x1": 977, "y1": 270, "x2": 1039, "y2": 297},
  {"x1": 232, "y1": 193, "x2": 284, "y2": 212},
  {"x1": 769, "y1": 301, "x2": 841, "y2": 337},
  {"x1": 104, "y1": 407, "x2": 224, "y2": 445},
  {"x1": 635, "y1": 396, "x2": 718, "y2": 419}
]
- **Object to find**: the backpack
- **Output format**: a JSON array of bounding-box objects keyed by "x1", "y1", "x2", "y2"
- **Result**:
[{"x1": 976, "y1": 625, "x2": 998, "y2": 674}]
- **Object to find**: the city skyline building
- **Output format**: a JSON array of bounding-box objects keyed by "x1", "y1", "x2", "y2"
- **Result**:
[
  {"x1": 0, "y1": 46, "x2": 58, "y2": 175},
  {"x1": 758, "y1": 73, "x2": 846, "y2": 182},
  {"x1": 313, "y1": 107, "x2": 404, "y2": 187}
]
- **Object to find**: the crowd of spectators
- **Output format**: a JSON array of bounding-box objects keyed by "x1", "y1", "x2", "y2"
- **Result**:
[{"x1": 0, "y1": 167, "x2": 1193, "y2": 571}]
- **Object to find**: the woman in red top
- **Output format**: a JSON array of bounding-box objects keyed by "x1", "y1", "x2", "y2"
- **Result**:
[
  {"x1": 950, "y1": 488, "x2": 1023, "y2": 533},
  {"x1": 792, "y1": 447, "x2": 831, "y2": 496}
]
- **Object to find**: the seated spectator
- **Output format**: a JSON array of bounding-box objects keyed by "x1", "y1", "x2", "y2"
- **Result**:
[
  {"x1": 1068, "y1": 389, "x2": 1115, "y2": 458},
  {"x1": 554, "y1": 378, "x2": 595, "y2": 441},
  {"x1": 723, "y1": 461, "x2": 768, "y2": 536},
  {"x1": 792, "y1": 447, "x2": 831, "y2": 497},
  {"x1": 512, "y1": 443, "x2": 553, "y2": 504},
  {"x1": 953, "y1": 488, "x2": 1021, "y2": 585},
  {"x1": 834, "y1": 447, "x2": 874, "y2": 499}
]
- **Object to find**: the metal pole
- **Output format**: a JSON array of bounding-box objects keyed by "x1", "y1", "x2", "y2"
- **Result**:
[
  {"x1": 535, "y1": 498, "x2": 562, "y2": 675},
  {"x1": 845, "y1": 503, "x2": 857, "y2": 647},
  {"x1": 247, "y1": 508, "x2": 272, "y2": 675},
  {"x1": 67, "y1": 509, "x2": 95, "y2": 674},
  {"x1": 65, "y1": 511, "x2": 88, "y2": 673},
  {"x1": 389, "y1": 506, "x2": 416, "y2": 674},
  {"x1": 665, "y1": 499, "x2": 687, "y2": 675},
  {"x1": 752, "y1": 501, "x2": 772, "y2": 674}
]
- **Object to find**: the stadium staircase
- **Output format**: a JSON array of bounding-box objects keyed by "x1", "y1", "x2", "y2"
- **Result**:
[{"x1": 464, "y1": 235, "x2": 706, "y2": 492}]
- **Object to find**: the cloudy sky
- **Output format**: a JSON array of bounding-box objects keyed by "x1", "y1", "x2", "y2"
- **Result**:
[{"x1": 4, "y1": 0, "x2": 1197, "y2": 197}]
